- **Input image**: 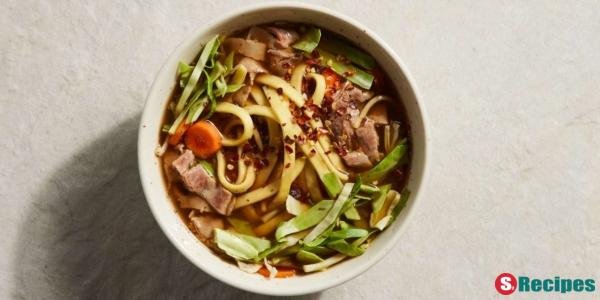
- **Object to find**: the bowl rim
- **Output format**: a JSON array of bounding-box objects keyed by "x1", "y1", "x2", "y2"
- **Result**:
[{"x1": 138, "y1": 1, "x2": 429, "y2": 295}]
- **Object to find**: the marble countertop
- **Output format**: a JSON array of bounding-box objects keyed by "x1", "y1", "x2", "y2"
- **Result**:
[{"x1": 2, "y1": 1, "x2": 599, "y2": 299}]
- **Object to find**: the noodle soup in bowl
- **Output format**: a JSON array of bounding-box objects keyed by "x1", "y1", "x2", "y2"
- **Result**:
[{"x1": 138, "y1": 2, "x2": 428, "y2": 296}]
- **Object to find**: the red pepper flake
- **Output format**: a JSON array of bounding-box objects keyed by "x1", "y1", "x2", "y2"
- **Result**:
[
  {"x1": 276, "y1": 87, "x2": 283, "y2": 95},
  {"x1": 284, "y1": 72, "x2": 292, "y2": 81},
  {"x1": 343, "y1": 70, "x2": 355, "y2": 77},
  {"x1": 285, "y1": 163, "x2": 291, "y2": 168},
  {"x1": 284, "y1": 135, "x2": 294, "y2": 144},
  {"x1": 284, "y1": 145, "x2": 294, "y2": 153},
  {"x1": 310, "y1": 49, "x2": 320, "y2": 59},
  {"x1": 253, "y1": 158, "x2": 267, "y2": 170}
]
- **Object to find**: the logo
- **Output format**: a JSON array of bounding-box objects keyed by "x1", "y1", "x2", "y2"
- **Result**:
[
  {"x1": 495, "y1": 273, "x2": 517, "y2": 295},
  {"x1": 495, "y1": 273, "x2": 595, "y2": 295}
]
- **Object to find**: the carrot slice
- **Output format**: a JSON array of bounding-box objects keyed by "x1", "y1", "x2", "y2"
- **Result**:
[
  {"x1": 168, "y1": 122, "x2": 190, "y2": 146},
  {"x1": 257, "y1": 266, "x2": 296, "y2": 278},
  {"x1": 184, "y1": 120, "x2": 222, "y2": 159}
]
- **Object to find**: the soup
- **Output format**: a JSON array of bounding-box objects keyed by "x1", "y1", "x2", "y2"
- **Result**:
[{"x1": 157, "y1": 23, "x2": 411, "y2": 277}]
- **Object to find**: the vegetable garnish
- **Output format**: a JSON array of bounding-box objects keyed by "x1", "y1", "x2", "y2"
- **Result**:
[
  {"x1": 292, "y1": 27, "x2": 321, "y2": 53},
  {"x1": 316, "y1": 49, "x2": 374, "y2": 89},
  {"x1": 175, "y1": 35, "x2": 220, "y2": 114},
  {"x1": 319, "y1": 38, "x2": 376, "y2": 69},
  {"x1": 184, "y1": 120, "x2": 222, "y2": 159},
  {"x1": 362, "y1": 139, "x2": 407, "y2": 183}
]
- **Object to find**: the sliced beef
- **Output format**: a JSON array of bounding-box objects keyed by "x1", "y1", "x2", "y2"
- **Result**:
[
  {"x1": 237, "y1": 57, "x2": 267, "y2": 84},
  {"x1": 266, "y1": 48, "x2": 301, "y2": 76},
  {"x1": 266, "y1": 27, "x2": 299, "y2": 48},
  {"x1": 247, "y1": 26, "x2": 276, "y2": 48},
  {"x1": 172, "y1": 150, "x2": 195, "y2": 174},
  {"x1": 172, "y1": 150, "x2": 234, "y2": 215},
  {"x1": 332, "y1": 82, "x2": 372, "y2": 105},
  {"x1": 232, "y1": 85, "x2": 251, "y2": 106},
  {"x1": 190, "y1": 214, "x2": 224, "y2": 240},
  {"x1": 329, "y1": 115, "x2": 355, "y2": 147},
  {"x1": 342, "y1": 151, "x2": 372, "y2": 169},
  {"x1": 223, "y1": 38, "x2": 267, "y2": 61},
  {"x1": 355, "y1": 119, "x2": 381, "y2": 162}
]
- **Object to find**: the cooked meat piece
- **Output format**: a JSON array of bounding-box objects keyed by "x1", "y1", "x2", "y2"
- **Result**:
[
  {"x1": 223, "y1": 38, "x2": 267, "y2": 61},
  {"x1": 342, "y1": 151, "x2": 373, "y2": 169},
  {"x1": 247, "y1": 26, "x2": 276, "y2": 48},
  {"x1": 266, "y1": 48, "x2": 301, "y2": 76},
  {"x1": 355, "y1": 119, "x2": 381, "y2": 162},
  {"x1": 236, "y1": 57, "x2": 267, "y2": 83},
  {"x1": 329, "y1": 115, "x2": 355, "y2": 147},
  {"x1": 190, "y1": 214, "x2": 224, "y2": 240},
  {"x1": 266, "y1": 27, "x2": 299, "y2": 48},
  {"x1": 237, "y1": 57, "x2": 267, "y2": 73},
  {"x1": 172, "y1": 150, "x2": 234, "y2": 215},
  {"x1": 172, "y1": 149, "x2": 195, "y2": 174},
  {"x1": 232, "y1": 86, "x2": 251, "y2": 106},
  {"x1": 332, "y1": 82, "x2": 372, "y2": 104}
]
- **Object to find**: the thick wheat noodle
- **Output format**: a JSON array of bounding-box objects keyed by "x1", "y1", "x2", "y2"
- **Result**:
[
  {"x1": 234, "y1": 158, "x2": 306, "y2": 209},
  {"x1": 215, "y1": 102, "x2": 254, "y2": 146},
  {"x1": 216, "y1": 150, "x2": 256, "y2": 194}
]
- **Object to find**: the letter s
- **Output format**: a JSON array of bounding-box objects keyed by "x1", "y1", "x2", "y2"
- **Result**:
[
  {"x1": 501, "y1": 276, "x2": 513, "y2": 291},
  {"x1": 585, "y1": 279, "x2": 595, "y2": 292}
]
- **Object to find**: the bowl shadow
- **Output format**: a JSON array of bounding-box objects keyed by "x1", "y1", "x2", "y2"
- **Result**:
[{"x1": 11, "y1": 114, "x2": 321, "y2": 299}]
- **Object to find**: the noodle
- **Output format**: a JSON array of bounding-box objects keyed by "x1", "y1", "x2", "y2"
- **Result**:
[
  {"x1": 256, "y1": 74, "x2": 305, "y2": 106},
  {"x1": 216, "y1": 150, "x2": 256, "y2": 193},
  {"x1": 291, "y1": 63, "x2": 306, "y2": 91},
  {"x1": 215, "y1": 102, "x2": 254, "y2": 146},
  {"x1": 244, "y1": 105, "x2": 279, "y2": 122},
  {"x1": 306, "y1": 73, "x2": 326, "y2": 106},
  {"x1": 234, "y1": 158, "x2": 306, "y2": 209}
]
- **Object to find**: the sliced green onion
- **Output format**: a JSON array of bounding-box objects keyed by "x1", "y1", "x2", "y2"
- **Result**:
[
  {"x1": 317, "y1": 49, "x2": 374, "y2": 90},
  {"x1": 319, "y1": 38, "x2": 375, "y2": 69},
  {"x1": 296, "y1": 249, "x2": 324, "y2": 264},
  {"x1": 362, "y1": 140, "x2": 407, "y2": 183},
  {"x1": 302, "y1": 254, "x2": 346, "y2": 273},
  {"x1": 214, "y1": 229, "x2": 271, "y2": 261},
  {"x1": 343, "y1": 206, "x2": 361, "y2": 220},
  {"x1": 224, "y1": 51, "x2": 234, "y2": 73},
  {"x1": 198, "y1": 160, "x2": 214, "y2": 176},
  {"x1": 326, "y1": 239, "x2": 365, "y2": 257},
  {"x1": 304, "y1": 182, "x2": 361, "y2": 244},
  {"x1": 275, "y1": 200, "x2": 333, "y2": 240},
  {"x1": 175, "y1": 35, "x2": 220, "y2": 114},
  {"x1": 292, "y1": 27, "x2": 321, "y2": 53},
  {"x1": 328, "y1": 228, "x2": 369, "y2": 240},
  {"x1": 322, "y1": 172, "x2": 343, "y2": 198},
  {"x1": 227, "y1": 217, "x2": 254, "y2": 236}
]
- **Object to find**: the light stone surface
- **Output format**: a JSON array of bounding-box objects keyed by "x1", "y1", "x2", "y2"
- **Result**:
[{"x1": 1, "y1": 1, "x2": 599, "y2": 299}]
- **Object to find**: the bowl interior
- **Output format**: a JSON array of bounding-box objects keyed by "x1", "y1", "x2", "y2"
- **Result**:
[{"x1": 138, "y1": 3, "x2": 428, "y2": 296}]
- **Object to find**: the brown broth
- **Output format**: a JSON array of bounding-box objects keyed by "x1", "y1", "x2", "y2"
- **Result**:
[{"x1": 158, "y1": 23, "x2": 412, "y2": 274}]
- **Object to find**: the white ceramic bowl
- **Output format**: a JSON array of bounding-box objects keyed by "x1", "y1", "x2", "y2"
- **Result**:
[{"x1": 138, "y1": 2, "x2": 428, "y2": 296}]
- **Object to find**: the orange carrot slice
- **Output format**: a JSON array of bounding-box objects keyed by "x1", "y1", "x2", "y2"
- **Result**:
[
  {"x1": 184, "y1": 120, "x2": 222, "y2": 159},
  {"x1": 168, "y1": 122, "x2": 190, "y2": 146},
  {"x1": 257, "y1": 266, "x2": 296, "y2": 278}
]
